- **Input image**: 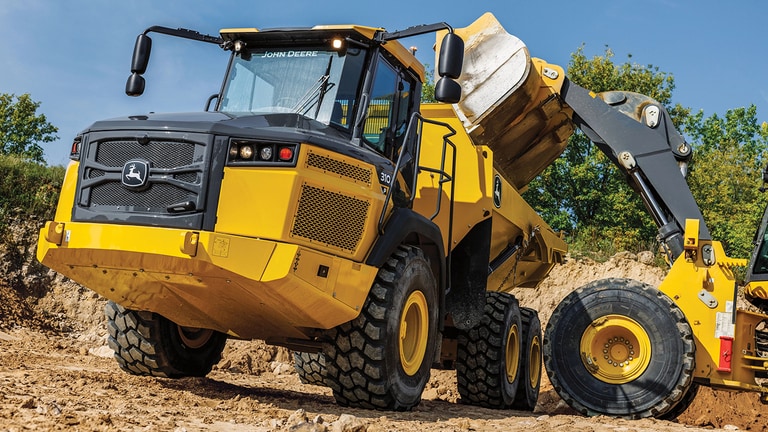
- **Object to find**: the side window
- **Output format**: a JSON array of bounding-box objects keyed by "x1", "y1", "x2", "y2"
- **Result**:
[{"x1": 363, "y1": 56, "x2": 398, "y2": 153}]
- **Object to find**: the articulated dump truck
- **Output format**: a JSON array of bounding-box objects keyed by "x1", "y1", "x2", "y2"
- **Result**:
[{"x1": 38, "y1": 12, "x2": 767, "y2": 417}]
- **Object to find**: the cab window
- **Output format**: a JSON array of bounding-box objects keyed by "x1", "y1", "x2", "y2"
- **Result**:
[
  {"x1": 362, "y1": 54, "x2": 417, "y2": 159},
  {"x1": 363, "y1": 57, "x2": 398, "y2": 153}
]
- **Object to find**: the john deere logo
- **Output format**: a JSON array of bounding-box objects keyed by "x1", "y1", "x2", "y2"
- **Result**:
[
  {"x1": 122, "y1": 160, "x2": 149, "y2": 189},
  {"x1": 493, "y1": 174, "x2": 502, "y2": 208}
]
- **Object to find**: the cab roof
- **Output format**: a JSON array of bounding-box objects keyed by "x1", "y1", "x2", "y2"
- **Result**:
[{"x1": 219, "y1": 24, "x2": 426, "y2": 81}]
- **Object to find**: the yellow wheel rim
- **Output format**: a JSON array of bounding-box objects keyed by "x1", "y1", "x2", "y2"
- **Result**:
[
  {"x1": 528, "y1": 334, "x2": 541, "y2": 389},
  {"x1": 177, "y1": 326, "x2": 213, "y2": 349},
  {"x1": 580, "y1": 314, "x2": 652, "y2": 384},
  {"x1": 505, "y1": 322, "x2": 520, "y2": 383},
  {"x1": 400, "y1": 290, "x2": 429, "y2": 376}
]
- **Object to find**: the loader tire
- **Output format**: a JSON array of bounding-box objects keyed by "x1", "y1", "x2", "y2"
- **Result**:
[
  {"x1": 512, "y1": 307, "x2": 542, "y2": 411},
  {"x1": 323, "y1": 245, "x2": 438, "y2": 411},
  {"x1": 294, "y1": 351, "x2": 327, "y2": 386},
  {"x1": 659, "y1": 383, "x2": 699, "y2": 420},
  {"x1": 105, "y1": 300, "x2": 227, "y2": 378},
  {"x1": 543, "y1": 278, "x2": 695, "y2": 419},
  {"x1": 456, "y1": 291, "x2": 522, "y2": 409}
]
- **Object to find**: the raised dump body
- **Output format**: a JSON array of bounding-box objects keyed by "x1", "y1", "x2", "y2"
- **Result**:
[
  {"x1": 438, "y1": 13, "x2": 574, "y2": 190},
  {"x1": 416, "y1": 103, "x2": 566, "y2": 290}
]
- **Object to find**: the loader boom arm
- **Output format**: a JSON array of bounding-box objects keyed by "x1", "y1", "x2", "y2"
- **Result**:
[{"x1": 559, "y1": 78, "x2": 709, "y2": 259}]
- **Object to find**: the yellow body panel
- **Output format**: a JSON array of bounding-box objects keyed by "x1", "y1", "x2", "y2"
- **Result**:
[
  {"x1": 37, "y1": 222, "x2": 376, "y2": 340},
  {"x1": 659, "y1": 223, "x2": 766, "y2": 394},
  {"x1": 217, "y1": 145, "x2": 385, "y2": 262}
]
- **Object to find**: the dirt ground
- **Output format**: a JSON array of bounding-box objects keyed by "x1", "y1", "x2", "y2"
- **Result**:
[{"x1": 1, "y1": 216, "x2": 766, "y2": 431}]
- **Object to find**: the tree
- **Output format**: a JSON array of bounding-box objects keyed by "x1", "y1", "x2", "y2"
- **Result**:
[
  {"x1": 421, "y1": 65, "x2": 436, "y2": 103},
  {"x1": 0, "y1": 93, "x2": 58, "y2": 163},
  {"x1": 682, "y1": 107, "x2": 768, "y2": 257}
]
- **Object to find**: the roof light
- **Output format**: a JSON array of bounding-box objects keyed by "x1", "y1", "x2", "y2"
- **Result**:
[{"x1": 331, "y1": 38, "x2": 344, "y2": 50}]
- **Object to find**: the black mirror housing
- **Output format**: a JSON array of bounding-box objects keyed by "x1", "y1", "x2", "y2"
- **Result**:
[
  {"x1": 438, "y1": 32, "x2": 464, "y2": 79},
  {"x1": 434, "y1": 77, "x2": 461, "y2": 104},
  {"x1": 125, "y1": 73, "x2": 146, "y2": 97},
  {"x1": 131, "y1": 34, "x2": 152, "y2": 74}
]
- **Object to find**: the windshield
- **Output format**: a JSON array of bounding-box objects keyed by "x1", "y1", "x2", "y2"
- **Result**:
[{"x1": 219, "y1": 46, "x2": 367, "y2": 128}]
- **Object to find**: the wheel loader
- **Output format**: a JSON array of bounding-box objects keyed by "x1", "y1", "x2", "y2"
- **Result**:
[{"x1": 37, "y1": 12, "x2": 766, "y2": 417}]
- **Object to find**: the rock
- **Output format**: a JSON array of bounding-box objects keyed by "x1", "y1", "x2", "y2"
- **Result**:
[
  {"x1": 637, "y1": 250, "x2": 655, "y2": 264},
  {"x1": 288, "y1": 408, "x2": 308, "y2": 426},
  {"x1": 331, "y1": 414, "x2": 368, "y2": 432},
  {"x1": 19, "y1": 397, "x2": 36, "y2": 409}
]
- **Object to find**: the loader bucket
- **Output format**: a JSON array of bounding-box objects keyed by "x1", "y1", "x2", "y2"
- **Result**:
[{"x1": 436, "y1": 12, "x2": 575, "y2": 190}]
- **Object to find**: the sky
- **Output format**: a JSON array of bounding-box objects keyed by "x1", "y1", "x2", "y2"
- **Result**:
[{"x1": 1, "y1": 0, "x2": 767, "y2": 166}]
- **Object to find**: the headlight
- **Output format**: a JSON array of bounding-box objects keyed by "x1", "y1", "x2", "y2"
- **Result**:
[{"x1": 227, "y1": 139, "x2": 299, "y2": 166}]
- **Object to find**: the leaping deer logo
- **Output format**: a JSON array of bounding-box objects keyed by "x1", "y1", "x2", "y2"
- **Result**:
[
  {"x1": 125, "y1": 163, "x2": 143, "y2": 183},
  {"x1": 122, "y1": 160, "x2": 149, "y2": 188}
]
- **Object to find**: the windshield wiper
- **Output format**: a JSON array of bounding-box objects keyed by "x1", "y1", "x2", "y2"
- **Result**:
[{"x1": 292, "y1": 56, "x2": 335, "y2": 117}]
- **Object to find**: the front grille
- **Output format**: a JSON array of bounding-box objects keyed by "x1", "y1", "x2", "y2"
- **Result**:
[
  {"x1": 74, "y1": 132, "x2": 213, "y2": 228},
  {"x1": 90, "y1": 182, "x2": 196, "y2": 209},
  {"x1": 306, "y1": 151, "x2": 372, "y2": 186},
  {"x1": 290, "y1": 184, "x2": 370, "y2": 252},
  {"x1": 96, "y1": 140, "x2": 196, "y2": 168}
]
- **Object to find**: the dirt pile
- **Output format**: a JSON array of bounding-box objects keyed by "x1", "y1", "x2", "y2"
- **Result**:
[{"x1": 1, "y1": 217, "x2": 766, "y2": 431}]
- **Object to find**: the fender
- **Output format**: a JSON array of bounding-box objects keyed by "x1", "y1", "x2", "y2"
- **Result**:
[{"x1": 366, "y1": 207, "x2": 446, "y2": 312}]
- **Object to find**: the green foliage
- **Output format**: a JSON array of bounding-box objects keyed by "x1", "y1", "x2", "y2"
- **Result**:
[
  {"x1": 0, "y1": 93, "x2": 59, "y2": 163},
  {"x1": 0, "y1": 154, "x2": 64, "y2": 230},
  {"x1": 421, "y1": 65, "x2": 436, "y2": 103},
  {"x1": 682, "y1": 107, "x2": 768, "y2": 257},
  {"x1": 524, "y1": 47, "x2": 768, "y2": 260}
]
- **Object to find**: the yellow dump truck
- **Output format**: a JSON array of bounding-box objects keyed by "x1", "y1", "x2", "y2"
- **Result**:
[{"x1": 38, "y1": 12, "x2": 767, "y2": 417}]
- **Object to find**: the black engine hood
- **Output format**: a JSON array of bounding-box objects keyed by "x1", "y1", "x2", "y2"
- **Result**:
[{"x1": 81, "y1": 111, "x2": 349, "y2": 143}]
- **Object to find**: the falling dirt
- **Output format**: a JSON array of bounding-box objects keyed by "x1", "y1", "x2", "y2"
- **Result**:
[{"x1": 1, "y1": 216, "x2": 765, "y2": 431}]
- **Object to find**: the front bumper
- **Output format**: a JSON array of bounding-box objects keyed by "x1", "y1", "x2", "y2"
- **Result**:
[{"x1": 37, "y1": 221, "x2": 376, "y2": 341}]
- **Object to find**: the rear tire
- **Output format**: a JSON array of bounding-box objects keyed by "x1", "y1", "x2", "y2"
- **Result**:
[
  {"x1": 543, "y1": 278, "x2": 695, "y2": 419},
  {"x1": 456, "y1": 291, "x2": 522, "y2": 409},
  {"x1": 294, "y1": 351, "x2": 327, "y2": 386},
  {"x1": 105, "y1": 301, "x2": 227, "y2": 378},
  {"x1": 323, "y1": 245, "x2": 438, "y2": 410},
  {"x1": 512, "y1": 307, "x2": 542, "y2": 411}
]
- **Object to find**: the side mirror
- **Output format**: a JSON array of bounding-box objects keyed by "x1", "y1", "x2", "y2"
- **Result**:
[
  {"x1": 438, "y1": 32, "x2": 464, "y2": 79},
  {"x1": 126, "y1": 34, "x2": 152, "y2": 96},
  {"x1": 435, "y1": 32, "x2": 464, "y2": 103},
  {"x1": 125, "y1": 73, "x2": 146, "y2": 97},
  {"x1": 131, "y1": 34, "x2": 152, "y2": 74},
  {"x1": 434, "y1": 77, "x2": 461, "y2": 104}
]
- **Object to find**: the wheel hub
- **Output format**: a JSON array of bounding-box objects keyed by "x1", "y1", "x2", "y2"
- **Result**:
[
  {"x1": 177, "y1": 326, "x2": 214, "y2": 349},
  {"x1": 528, "y1": 334, "x2": 541, "y2": 388},
  {"x1": 580, "y1": 314, "x2": 652, "y2": 384},
  {"x1": 400, "y1": 290, "x2": 429, "y2": 376},
  {"x1": 505, "y1": 323, "x2": 520, "y2": 383}
]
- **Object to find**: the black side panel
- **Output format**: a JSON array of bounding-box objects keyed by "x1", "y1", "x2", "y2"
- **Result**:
[
  {"x1": 366, "y1": 207, "x2": 445, "y2": 288},
  {"x1": 446, "y1": 218, "x2": 492, "y2": 330},
  {"x1": 72, "y1": 131, "x2": 216, "y2": 229}
]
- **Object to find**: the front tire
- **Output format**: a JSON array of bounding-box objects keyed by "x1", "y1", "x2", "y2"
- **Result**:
[
  {"x1": 323, "y1": 245, "x2": 439, "y2": 410},
  {"x1": 105, "y1": 301, "x2": 227, "y2": 378},
  {"x1": 456, "y1": 291, "x2": 522, "y2": 409},
  {"x1": 543, "y1": 278, "x2": 695, "y2": 419}
]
